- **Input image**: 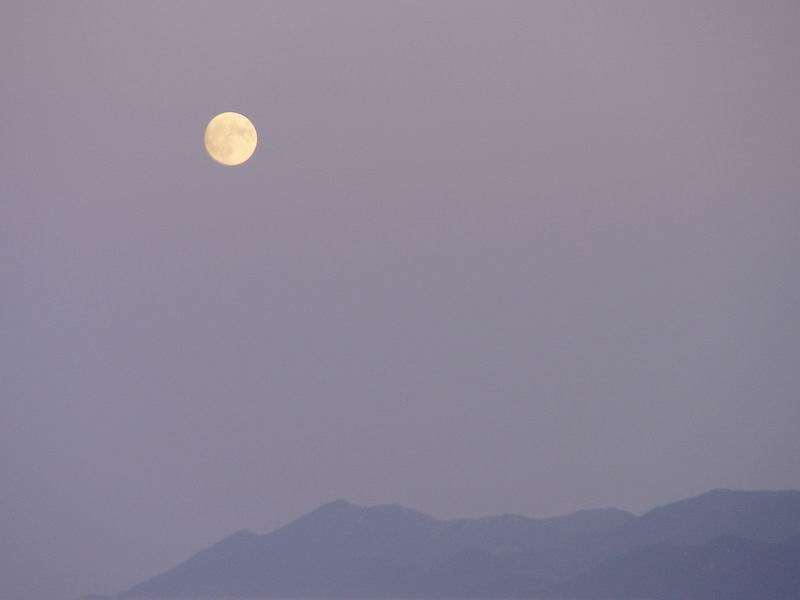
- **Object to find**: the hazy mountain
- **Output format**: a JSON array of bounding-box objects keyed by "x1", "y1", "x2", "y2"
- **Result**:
[
  {"x1": 123, "y1": 489, "x2": 800, "y2": 599},
  {"x1": 596, "y1": 488, "x2": 800, "y2": 548},
  {"x1": 547, "y1": 534, "x2": 800, "y2": 600},
  {"x1": 123, "y1": 500, "x2": 631, "y2": 598},
  {"x1": 467, "y1": 488, "x2": 800, "y2": 597}
]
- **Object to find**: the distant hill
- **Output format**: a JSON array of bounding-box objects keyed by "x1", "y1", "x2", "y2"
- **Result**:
[
  {"x1": 465, "y1": 488, "x2": 800, "y2": 596},
  {"x1": 122, "y1": 489, "x2": 800, "y2": 599},
  {"x1": 547, "y1": 534, "x2": 800, "y2": 600},
  {"x1": 123, "y1": 499, "x2": 631, "y2": 598},
  {"x1": 595, "y1": 488, "x2": 800, "y2": 548}
]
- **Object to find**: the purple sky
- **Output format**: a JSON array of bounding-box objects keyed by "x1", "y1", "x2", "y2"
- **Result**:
[{"x1": 2, "y1": 2, "x2": 799, "y2": 599}]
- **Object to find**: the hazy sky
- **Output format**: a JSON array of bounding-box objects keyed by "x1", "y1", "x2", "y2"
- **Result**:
[{"x1": 2, "y1": 2, "x2": 799, "y2": 599}]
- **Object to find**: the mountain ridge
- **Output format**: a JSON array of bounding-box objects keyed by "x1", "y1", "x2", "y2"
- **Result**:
[{"x1": 122, "y1": 488, "x2": 800, "y2": 599}]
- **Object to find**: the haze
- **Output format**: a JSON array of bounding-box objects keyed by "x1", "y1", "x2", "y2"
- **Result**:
[{"x1": 1, "y1": 2, "x2": 799, "y2": 600}]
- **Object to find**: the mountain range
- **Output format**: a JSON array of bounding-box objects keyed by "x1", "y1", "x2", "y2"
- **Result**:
[{"x1": 122, "y1": 489, "x2": 800, "y2": 600}]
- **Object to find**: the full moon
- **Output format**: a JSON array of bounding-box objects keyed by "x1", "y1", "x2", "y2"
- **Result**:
[{"x1": 204, "y1": 112, "x2": 257, "y2": 166}]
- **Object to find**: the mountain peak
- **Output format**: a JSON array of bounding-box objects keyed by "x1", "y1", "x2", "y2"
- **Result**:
[
  {"x1": 123, "y1": 489, "x2": 800, "y2": 600},
  {"x1": 304, "y1": 499, "x2": 437, "y2": 522},
  {"x1": 315, "y1": 498, "x2": 359, "y2": 512}
]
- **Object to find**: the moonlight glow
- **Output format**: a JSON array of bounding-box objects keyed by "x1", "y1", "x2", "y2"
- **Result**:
[{"x1": 204, "y1": 112, "x2": 257, "y2": 166}]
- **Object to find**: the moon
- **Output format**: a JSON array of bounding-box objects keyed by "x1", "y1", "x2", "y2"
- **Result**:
[{"x1": 204, "y1": 112, "x2": 257, "y2": 166}]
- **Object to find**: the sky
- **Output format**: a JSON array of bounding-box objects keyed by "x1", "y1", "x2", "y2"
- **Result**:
[{"x1": 1, "y1": 2, "x2": 799, "y2": 599}]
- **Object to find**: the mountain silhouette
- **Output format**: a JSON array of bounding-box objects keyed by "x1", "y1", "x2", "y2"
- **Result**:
[
  {"x1": 595, "y1": 488, "x2": 800, "y2": 548},
  {"x1": 547, "y1": 534, "x2": 800, "y2": 600},
  {"x1": 123, "y1": 489, "x2": 800, "y2": 599}
]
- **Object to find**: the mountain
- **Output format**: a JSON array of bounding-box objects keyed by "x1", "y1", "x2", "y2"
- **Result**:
[
  {"x1": 465, "y1": 488, "x2": 800, "y2": 596},
  {"x1": 123, "y1": 500, "x2": 631, "y2": 598},
  {"x1": 123, "y1": 489, "x2": 800, "y2": 599},
  {"x1": 547, "y1": 534, "x2": 800, "y2": 600},
  {"x1": 596, "y1": 488, "x2": 800, "y2": 549}
]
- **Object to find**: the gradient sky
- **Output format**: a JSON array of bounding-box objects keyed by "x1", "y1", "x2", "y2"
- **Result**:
[{"x1": 2, "y1": 2, "x2": 799, "y2": 599}]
